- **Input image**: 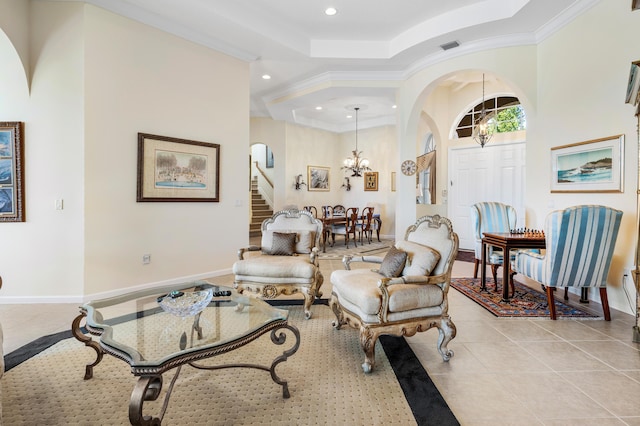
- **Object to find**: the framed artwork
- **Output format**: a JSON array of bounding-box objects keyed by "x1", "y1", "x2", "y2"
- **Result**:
[
  {"x1": 550, "y1": 134, "x2": 624, "y2": 193},
  {"x1": 266, "y1": 146, "x2": 274, "y2": 168},
  {"x1": 137, "y1": 133, "x2": 220, "y2": 202},
  {"x1": 0, "y1": 122, "x2": 25, "y2": 222},
  {"x1": 625, "y1": 61, "x2": 640, "y2": 105},
  {"x1": 391, "y1": 172, "x2": 396, "y2": 192},
  {"x1": 364, "y1": 171, "x2": 378, "y2": 191},
  {"x1": 307, "y1": 165, "x2": 330, "y2": 191}
]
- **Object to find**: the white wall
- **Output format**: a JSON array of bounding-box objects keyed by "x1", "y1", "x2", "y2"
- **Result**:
[{"x1": 0, "y1": 2, "x2": 250, "y2": 301}]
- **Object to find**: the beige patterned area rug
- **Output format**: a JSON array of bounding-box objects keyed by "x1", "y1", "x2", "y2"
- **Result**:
[
  {"x1": 3, "y1": 305, "x2": 419, "y2": 425},
  {"x1": 318, "y1": 238, "x2": 392, "y2": 259}
]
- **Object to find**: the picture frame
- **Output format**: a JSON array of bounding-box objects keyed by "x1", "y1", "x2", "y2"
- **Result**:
[
  {"x1": 266, "y1": 146, "x2": 274, "y2": 168},
  {"x1": 307, "y1": 165, "x2": 330, "y2": 191},
  {"x1": 364, "y1": 171, "x2": 378, "y2": 191},
  {"x1": 391, "y1": 172, "x2": 396, "y2": 192},
  {"x1": 625, "y1": 61, "x2": 640, "y2": 105},
  {"x1": 0, "y1": 122, "x2": 25, "y2": 222},
  {"x1": 550, "y1": 134, "x2": 624, "y2": 193},
  {"x1": 137, "y1": 133, "x2": 220, "y2": 202}
]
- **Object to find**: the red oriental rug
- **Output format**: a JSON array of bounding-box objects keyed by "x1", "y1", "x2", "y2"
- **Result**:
[{"x1": 450, "y1": 277, "x2": 600, "y2": 319}]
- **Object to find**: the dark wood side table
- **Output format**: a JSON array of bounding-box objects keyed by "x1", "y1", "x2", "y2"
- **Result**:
[{"x1": 481, "y1": 232, "x2": 546, "y2": 301}]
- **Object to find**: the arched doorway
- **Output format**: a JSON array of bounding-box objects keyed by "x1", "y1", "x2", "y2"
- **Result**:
[{"x1": 249, "y1": 143, "x2": 275, "y2": 237}]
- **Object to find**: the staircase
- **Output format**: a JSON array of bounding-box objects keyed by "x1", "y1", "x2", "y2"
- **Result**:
[{"x1": 250, "y1": 177, "x2": 272, "y2": 237}]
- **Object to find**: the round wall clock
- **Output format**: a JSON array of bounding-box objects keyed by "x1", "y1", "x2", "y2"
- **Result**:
[{"x1": 401, "y1": 160, "x2": 416, "y2": 176}]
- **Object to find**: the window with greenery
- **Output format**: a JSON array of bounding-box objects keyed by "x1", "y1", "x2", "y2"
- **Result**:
[{"x1": 456, "y1": 96, "x2": 526, "y2": 138}]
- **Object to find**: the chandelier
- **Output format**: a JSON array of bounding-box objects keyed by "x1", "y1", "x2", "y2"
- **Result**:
[
  {"x1": 342, "y1": 107, "x2": 371, "y2": 177},
  {"x1": 472, "y1": 73, "x2": 496, "y2": 148}
]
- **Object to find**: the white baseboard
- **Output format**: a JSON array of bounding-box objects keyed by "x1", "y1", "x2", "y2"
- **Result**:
[{"x1": 0, "y1": 268, "x2": 233, "y2": 305}]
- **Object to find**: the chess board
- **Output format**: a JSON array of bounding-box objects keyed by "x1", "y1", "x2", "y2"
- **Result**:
[{"x1": 510, "y1": 228, "x2": 544, "y2": 238}]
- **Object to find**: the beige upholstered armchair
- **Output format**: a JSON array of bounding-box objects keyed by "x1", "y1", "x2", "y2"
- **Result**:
[
  {"x1": 330, "y1": 215, "x2": 458, "y2": 373},
  {"x1": 233, "y1": 209, "x2": 325, "y2": 319}
]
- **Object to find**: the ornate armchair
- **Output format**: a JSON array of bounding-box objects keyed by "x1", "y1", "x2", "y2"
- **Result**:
[
  {"x1": 471, "y1": 201, "x2": 517, "y2": 293},
  {"x1": 233, "y1": 209, "x2": 324, "y2": 319},
  {"x1": 329, "y1": 215, "x2": 458, "y2": 373},
  {"x1": 513, "y1": 205, "x2": 622, "y2": 320}
]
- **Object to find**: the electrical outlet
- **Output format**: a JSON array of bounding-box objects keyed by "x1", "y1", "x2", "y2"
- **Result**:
[{"x1": 142, "y1": 254, "x2": 151, "y2": 264}]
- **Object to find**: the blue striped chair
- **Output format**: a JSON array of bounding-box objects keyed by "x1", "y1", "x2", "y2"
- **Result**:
[
  {"x1": 513, "y1": 205, "x2": 622, "y2": 320},
  {"x1": 471, "y1": 202, "x2": 517, "y2": 293}
]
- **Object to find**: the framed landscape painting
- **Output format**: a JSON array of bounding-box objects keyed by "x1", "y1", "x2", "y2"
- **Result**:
[
  {"x1": 550, "y1": 134, "x2": 624, "y2": 193},
  {"x1": 0, "y1": 122, "x2": 25, "y2": 222},
  {"x1": 307, "y1": 166, "x2": 330, "y2": 191},
  {"x1": 137, "y1": 133, "x2": 220, "y2": 202}
]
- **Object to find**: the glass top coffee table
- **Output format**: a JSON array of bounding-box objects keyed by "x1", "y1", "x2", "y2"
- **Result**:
[{"x1": 71, "y1": 280, "x2": 300, "y2": 425}]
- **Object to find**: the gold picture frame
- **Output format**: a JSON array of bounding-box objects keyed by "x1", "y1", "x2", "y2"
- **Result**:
[
  {"x1": 550, "y1": 134, "x2": 624, "y2": 193},
  {"x1": 0, "y1": 121, "x2": 25, "y2": 222},
  {"x1": 307, "y1": 165, "x2": 330, "y2": 191},
  {"x1": 364, "y1": 171, "x2": 378, "y2": 191}
]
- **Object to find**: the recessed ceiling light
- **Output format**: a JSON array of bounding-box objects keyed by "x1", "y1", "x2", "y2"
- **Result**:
[
  {"x1": 262, "y1": 74, "x2": 271, "y2": 80},
  {"x1": 392, "y1": 105, "x2": 397, "y2": 109},
  {"x1": 315, "y1": 106, "x2": 323, "y2": 110},
  {"x1": 325, "y1": 7, "x2": 337, "y2": 16},
  {"x1": 346, "y1": 115, "x2": 352, "y2": 118}
]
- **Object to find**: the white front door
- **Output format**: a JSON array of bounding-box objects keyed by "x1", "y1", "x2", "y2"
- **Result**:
[{"x1": 448, "y1": 142, "x2": 526, "y2": 250}]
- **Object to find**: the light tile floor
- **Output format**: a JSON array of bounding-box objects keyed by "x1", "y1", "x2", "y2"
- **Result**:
[{"x1": 1, "y1": 256, "x2": 639, "y2": 425}]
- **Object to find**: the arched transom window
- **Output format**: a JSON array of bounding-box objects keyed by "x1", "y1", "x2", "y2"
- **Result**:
[{"x1": 455, "y1": 96, "x2": 526, "y2": 138}]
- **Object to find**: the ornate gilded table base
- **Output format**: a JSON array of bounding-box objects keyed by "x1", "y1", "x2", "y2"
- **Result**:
[{"x1": 72, "y1": 310, "x2": 300, "y2": 426}]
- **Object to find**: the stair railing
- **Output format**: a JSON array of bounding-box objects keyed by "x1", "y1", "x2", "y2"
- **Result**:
[{"x1": 253, "y1": 161, "x2": 274, "y2": 210}]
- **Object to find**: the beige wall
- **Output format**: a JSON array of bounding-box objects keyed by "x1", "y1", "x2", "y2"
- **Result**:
[
  {"x1": 0, "y1": 1, "x2": 86, "y2": 301},
  {"x1": 397, "y1": 1, "x2": 640, "y2": 314},
  {"x1": 2, "y1": 0, "x2": 640, "y2": 315},
  {"x1": 0, "y1": 2, "x2": 249, "y2": 301},
  {"x1": 250, "y1": 118, "x2": 397, "y2": 237},
  {"x1": 530, "y1": 0, "x2": 639, "y2": 312}
]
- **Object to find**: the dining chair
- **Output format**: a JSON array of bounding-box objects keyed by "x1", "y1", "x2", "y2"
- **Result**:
[
  {"x1": 303, "y1": 205, "x2": 318, "y2": 218},
  {"x1": 513, "y1": 205, "x2": 622, "y2": 320},
  {"x1": 332, "y1": 204, "x2": 346, "y2": 216},
  {"x1": 358, "y1": 206, "x2": 375, "y2": 244},
  {"x1": 331, "y1": 207, "x2": 359, "y2": 248},
  {"x1": 320, "y1": 205, "x2": 334, "y2": 244},
  {"x1": 321, "y1": 205, "x2": 333, "y2": 218}
]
